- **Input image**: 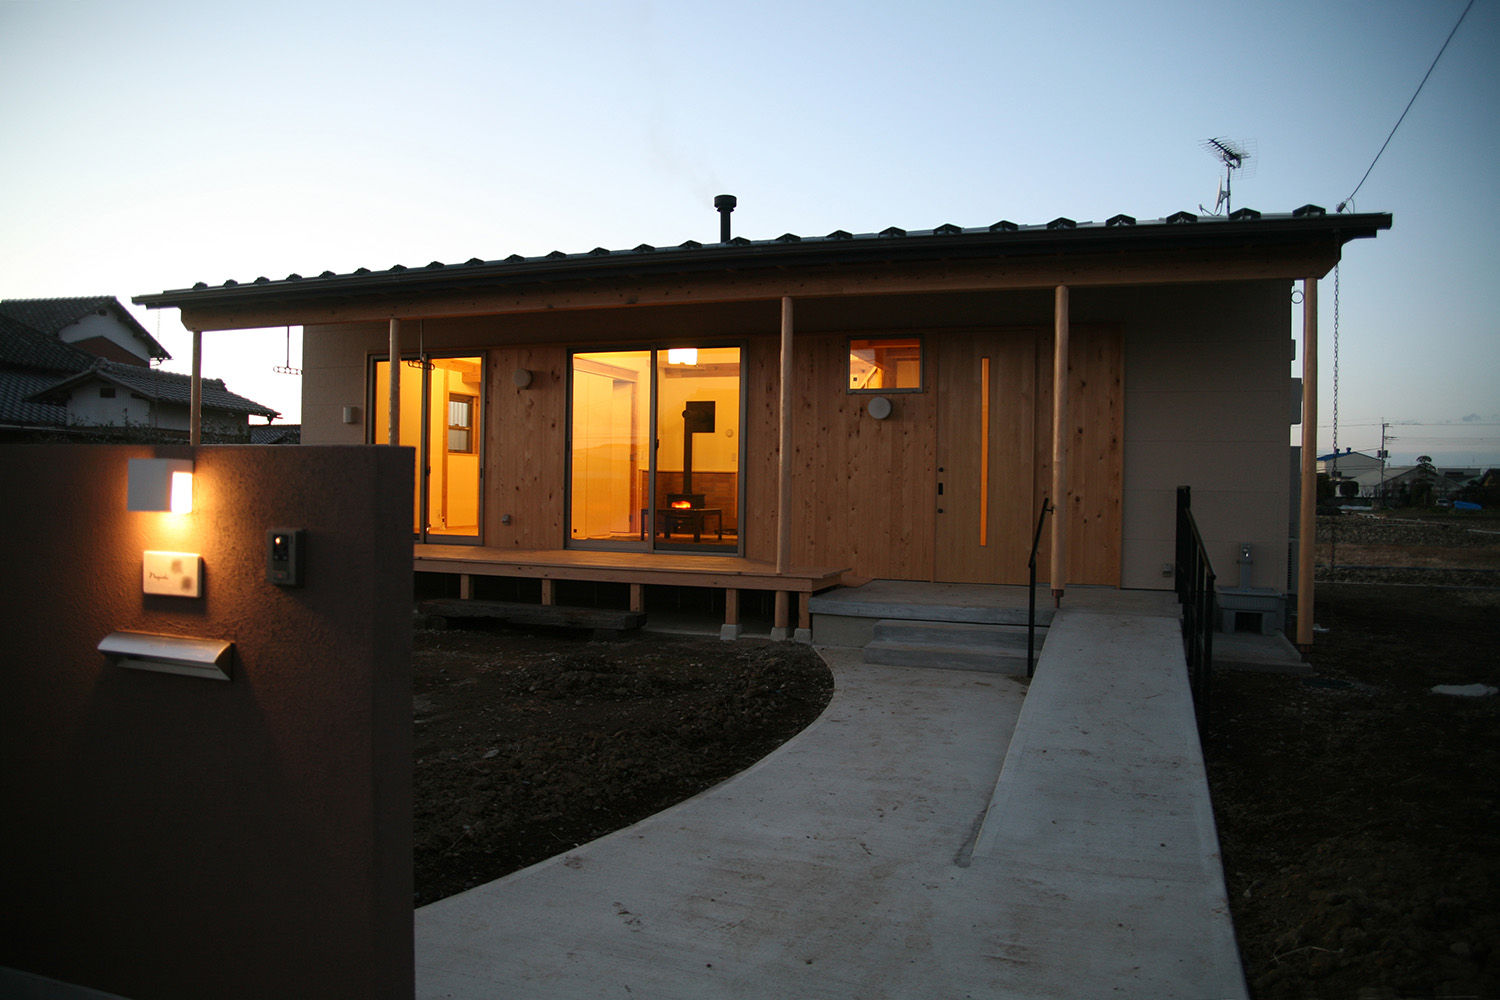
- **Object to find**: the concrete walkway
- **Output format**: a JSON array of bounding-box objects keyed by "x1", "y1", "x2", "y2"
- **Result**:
[{"x1": 415, "y1": 609, "x2": 1246, "y2": 998}]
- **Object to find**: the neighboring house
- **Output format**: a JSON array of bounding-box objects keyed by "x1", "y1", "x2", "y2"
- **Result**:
[
  {"x1": 0, "y1": 296, "x2": 279, "y2": 441},
  {"x1": 1317, "y1": 448, "x2": 1382, "y2": 479},
  {"x1": 134, "y1": 203, "x2": 1390, "y2": 622}
]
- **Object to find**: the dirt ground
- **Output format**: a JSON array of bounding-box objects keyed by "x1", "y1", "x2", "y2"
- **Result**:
[
  {"x1": 413, "y1": 626, "x2": 832, "y2": 906},
  {"x1": 412, "y1": 513, "x2": 1500, "y2": 996},
  {"x1": 1204, "y1": 516, "x2": 1500, "y2": 998}
]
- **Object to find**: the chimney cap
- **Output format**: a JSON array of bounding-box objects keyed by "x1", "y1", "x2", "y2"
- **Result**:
[{"x1": 714, "y1": 194, "x2": 737, "y2": 211}]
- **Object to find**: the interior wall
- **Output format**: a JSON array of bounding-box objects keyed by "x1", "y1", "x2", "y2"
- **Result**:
[{"x1": 0, "y1": 444, "x2": 413, "y2": 1000}]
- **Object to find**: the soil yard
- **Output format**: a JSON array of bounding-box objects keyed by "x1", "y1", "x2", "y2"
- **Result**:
[
  {"x1": 1205, "y1": 513, "x2": 1500, "y2": 998},
  {"x1": 413, "y1": 626, "x2": 832, "y2": 906},
  {"x1": 412, "y1": 513, "x2": 1499, "y2": 996}
]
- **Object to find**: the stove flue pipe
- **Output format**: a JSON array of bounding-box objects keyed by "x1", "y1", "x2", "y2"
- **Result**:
[{"x1": 714, "y1": 194, "x2": 737, "y2": 243}]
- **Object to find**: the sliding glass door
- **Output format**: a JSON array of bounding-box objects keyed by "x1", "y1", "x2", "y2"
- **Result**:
[
  {"x1": 569, "y1": 346, "x2": 741, "y2": 553},
  {"x1": 373, "y1": 355, "x2": 483, "y2": 543}
]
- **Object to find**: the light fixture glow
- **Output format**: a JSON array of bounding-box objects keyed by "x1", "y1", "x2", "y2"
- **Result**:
[
  {"x1": 667, "y1": 348, "x2": 698, "y2": 366},
  {"x1": 127, "y1": 458, "x2": 195, "y2": 512},
  {"x1": 170, "y1": 471, "x2": 194, "y2": 513}
]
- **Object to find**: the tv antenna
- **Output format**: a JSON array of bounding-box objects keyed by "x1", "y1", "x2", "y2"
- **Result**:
[
  {"x1": 273, "y1": 326, "x2": 301, "y2": 375},
  {"x1": 1199, "y1": 137, "x2": 1254, "y2": 216}
]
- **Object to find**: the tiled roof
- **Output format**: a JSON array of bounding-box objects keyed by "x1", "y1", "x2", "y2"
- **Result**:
[
  {"x1": 0, "y1": 297, "x2": 169, "y2": 360},
  {"x1": 0, "y1": 312, "x2": 95, "y2": 374},
  {"x1": 250, "y1": 423, "x2": 300, "y2": 444},
  {"x1": 133, "y1": 205, "x2": 1391, "y2": 310},
  {"x1": 25, "y1": 360, "x2": 280, "y2": 418},
  {"x1": 0, "y1": 369, "x2": 71, "y2": 426}
]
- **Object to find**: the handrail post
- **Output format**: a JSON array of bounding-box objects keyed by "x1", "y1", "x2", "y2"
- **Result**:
[{"x1": 1026, "y1": 498, "x2": 1053, "y2": 678}]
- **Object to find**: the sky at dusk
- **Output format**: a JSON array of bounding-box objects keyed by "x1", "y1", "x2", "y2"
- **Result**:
[{"x1": 2, "y1": 0, "x2": 1496, "y2": 466}]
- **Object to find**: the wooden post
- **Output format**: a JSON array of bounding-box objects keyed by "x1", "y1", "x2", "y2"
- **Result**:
[
  {"x1": 1297, "y1": 278, "x2": 1318, "y2": 652},
  {"x1": 1049, "y1": 285, "x2": 1069, "y2": 602},
  {"x1": 629, "y1": 583, "x2": 644, "y2": 613},
  {"x1": 721, "y1": 588, "x2": 741, "y2": 642},
  {"x1": 458, "y1": 574, "x2": 473, "y2": 600},
  {"x1": 776, "y1": 296, "x2": 794, "y2": 575},
  {"x1": 540, "y1": 579, "x2": 556, "y2": 606},
  {"x1": 189, "y1": 329, "x2": 202, "y2": 447},
  {"x1": 773, "y1": 591, "x2": 790, "y2": 640},
  {"x1": 387, "y1": 318, "x2": 401, "y2": 446}
]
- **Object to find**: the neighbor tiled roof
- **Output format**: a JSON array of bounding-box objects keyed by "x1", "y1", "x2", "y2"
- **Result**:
[
  {"x1": 0, "y1": 297, "x2": 170, "y2": 360},
  {"x1": 250, "y1": 423, "x2": 299, "y2": 444},
  {"x1": 0, "y1": 369, "x2": 71, "y2": 426},
  {"x1": 133, "y1": 205, "x2": 1391, "y2": 312},
  {"x1": 25, "y1": 360, "x2": 279, "y2": 418},
  {"x1": 0, "y1": 312, "x2": 95, "y2": 374}
]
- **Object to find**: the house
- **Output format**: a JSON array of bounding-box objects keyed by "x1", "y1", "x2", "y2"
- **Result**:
[
  {"x1": 0, "y1": 296, "x2": 279, "y2": 441},
  {"x1": 133, "y1": 202, "x2": 1390, "y2": 637},
  {"x1": 1317, "y1": 448, "x2": 1382, "y2": 479}
]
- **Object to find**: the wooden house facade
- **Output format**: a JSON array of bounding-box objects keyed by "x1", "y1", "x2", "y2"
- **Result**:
[{"x1": 135, "y1": 206, "x2": 1389, "y2": 635}]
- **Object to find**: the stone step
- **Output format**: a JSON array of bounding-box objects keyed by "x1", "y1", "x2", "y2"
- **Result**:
[
  {"x1": 871, "y1": 619, "x2": 1042, "y2": 648},
  {"x1": 863, "y1": 619, "x2": 1043, "y2": 675}
]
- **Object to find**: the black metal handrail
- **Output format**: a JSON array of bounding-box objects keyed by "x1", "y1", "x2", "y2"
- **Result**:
[
  {"x1": 1175, "y1": 486, "x2": 1216, "y2": 714},
  {"x1": 1027, "y1": 498, "x2": 1054, "y2": 678}
]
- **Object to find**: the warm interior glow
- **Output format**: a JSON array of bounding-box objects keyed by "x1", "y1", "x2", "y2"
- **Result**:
[
  {"x1": 170, "y1": 471, "x2": 194, "y2": 514},
  {"x1": 670, "y1": 500, "x2": 692, "y2": 509},
  {"x1": 666, "y1": 347, "x2": 698, "y2": 365}
]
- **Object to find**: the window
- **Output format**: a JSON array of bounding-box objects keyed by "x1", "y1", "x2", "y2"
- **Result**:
[
  {"x1": 569, "y1": 346, "x2": 742, "y2": 552},
  {"x1": 99, "y1": 385, "x2": 116, "y2": 398},
  {"x1": 849, "y1": 337, "x2": 922, "y2": 392},
  {"x1": 447, "y1": 393, "x2": 475, "y2": 454}
]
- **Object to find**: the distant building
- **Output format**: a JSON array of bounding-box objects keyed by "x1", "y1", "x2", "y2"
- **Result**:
[
  {"x1": 0, "y1": 296, "x2": 280, "y2": 441},
  {"x1": 1316, "y1": 448, "x2": 1382, "y2": 478}
]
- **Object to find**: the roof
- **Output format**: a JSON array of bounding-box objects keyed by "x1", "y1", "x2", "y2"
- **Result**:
[
  {"x1": 0, "y1": 369, "x2": 71, "y2": 426},
  {"x1": 0, "y1": 297, "x2": 170, "y2": 361},
  {"x1": 25, "y1": 360, "x2": 280, "y2": 418},
  {"x1": 0, "y1": 312, "x2": 95, "y2": 374},
  {"x1": 250, "y1": 423, "x2": 300, "y2": 444},
  {"x1": 133, "y1": 206, "x2": 1392, "y2": 322}
]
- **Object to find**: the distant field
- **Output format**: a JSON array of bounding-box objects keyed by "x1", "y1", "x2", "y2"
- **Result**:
[{"x1": 1316, "y1": 513, "x2": 1500, "y2": 577}]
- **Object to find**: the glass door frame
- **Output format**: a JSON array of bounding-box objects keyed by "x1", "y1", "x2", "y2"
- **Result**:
[
  {"x1": 565, "y1": 342, "x2": 746, "y2": 556},
  {"x1": 369, "y1": 351, "x2": 486, "y2": 546}
]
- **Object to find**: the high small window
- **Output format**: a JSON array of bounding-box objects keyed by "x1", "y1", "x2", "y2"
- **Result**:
[
  {"x1": 99, "y1": 385, "x2": 116, "y2": 398},
  {"x1": 849, "y1": 337, "x2": 922, "y2": 392},
  {"x1": 447, "y1": 394, "x2": 475, "y2": 454}
]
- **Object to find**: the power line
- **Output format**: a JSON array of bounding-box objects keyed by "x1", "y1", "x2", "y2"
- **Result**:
[{"x1": 1337, "y1": 0, "x2": 1477, "y2": 213}]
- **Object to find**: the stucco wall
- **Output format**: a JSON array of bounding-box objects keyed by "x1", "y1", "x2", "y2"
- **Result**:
[
  {"x1": 1100, "y1": 281, "x2": 1294, "y2": 591},
  {"x1": 0, "y1": 444, "x2": 413, "y2": 1000}
]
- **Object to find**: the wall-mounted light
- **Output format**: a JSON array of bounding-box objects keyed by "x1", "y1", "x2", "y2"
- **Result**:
[
  {"x1": 666, "y1": 348, "x2": 698, "y2": 366},
  {"x1": 512, "y1": 368, "x2": 534, "y2": 389},
  {"x1": 127, "y1": 458, "x2": 194, "y2": 513},
  {"x1": 867, "y1": 396, "x2": 893, "y2": 420}
]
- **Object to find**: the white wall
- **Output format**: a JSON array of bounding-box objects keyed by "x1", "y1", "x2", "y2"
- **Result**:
[{"x1": 58, "y1": 312, "x2": 153, "y2": 363}]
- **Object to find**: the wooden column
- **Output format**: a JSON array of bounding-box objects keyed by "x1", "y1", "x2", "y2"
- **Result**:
[
  {"x1": 387, "y1": 318, "x2": 401, "y2": 446},
  {"x1": 1049, "y1": 285, "x2": 1069, "y2": 602},
  {"x1": 1297, "y1": 278, "x2": 1318, "y2": 652},
  {"x1": 773, "y1": 296, "x2": 794, "y2": 641},
  {"x1": 189, "y1": 329, "x2": 202, "y2": 447},
  {"x1": 776, "y1": 296, "x2": 794, "y2": 574},
  {"x1": 721, "y1": 588, "x2": 741, "y2": 642},
  {"x1": 540, "y1": 579, "x2": 556, "y2": 606},
  {"x1": 629, "y1": 583, "x2": 644, "y2": 613}
]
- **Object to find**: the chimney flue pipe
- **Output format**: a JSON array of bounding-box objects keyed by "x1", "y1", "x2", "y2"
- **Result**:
[{"x1": 714, "y1": 194, "x2": 737, "y2": 243}]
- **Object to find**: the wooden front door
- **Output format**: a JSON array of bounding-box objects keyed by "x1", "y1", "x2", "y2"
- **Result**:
[
  {"x1": 935, "y1": 330, "x2": 1040, "y2": 584},
  {"x1": 934, "y1": 327, "x2": 1123, "y2": 586}
]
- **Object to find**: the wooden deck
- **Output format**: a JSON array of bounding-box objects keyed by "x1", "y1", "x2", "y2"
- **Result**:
[{"x1": 412, "y1": 545, "x2": 849, "y2": 638}]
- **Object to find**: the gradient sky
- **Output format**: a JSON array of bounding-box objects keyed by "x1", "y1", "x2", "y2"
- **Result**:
[{"x1": 3, "y1": 0, "x2": 1496, "y2": 465}]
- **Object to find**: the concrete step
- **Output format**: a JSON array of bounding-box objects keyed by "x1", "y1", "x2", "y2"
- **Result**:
[{"x1": 863, "y1": 619, "x2": 1042, "y2": 675}]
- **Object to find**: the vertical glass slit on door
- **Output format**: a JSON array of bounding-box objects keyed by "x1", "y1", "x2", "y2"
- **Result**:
[{"x1": 980, "y1": 356, "x2": 990, "y2": 547}]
